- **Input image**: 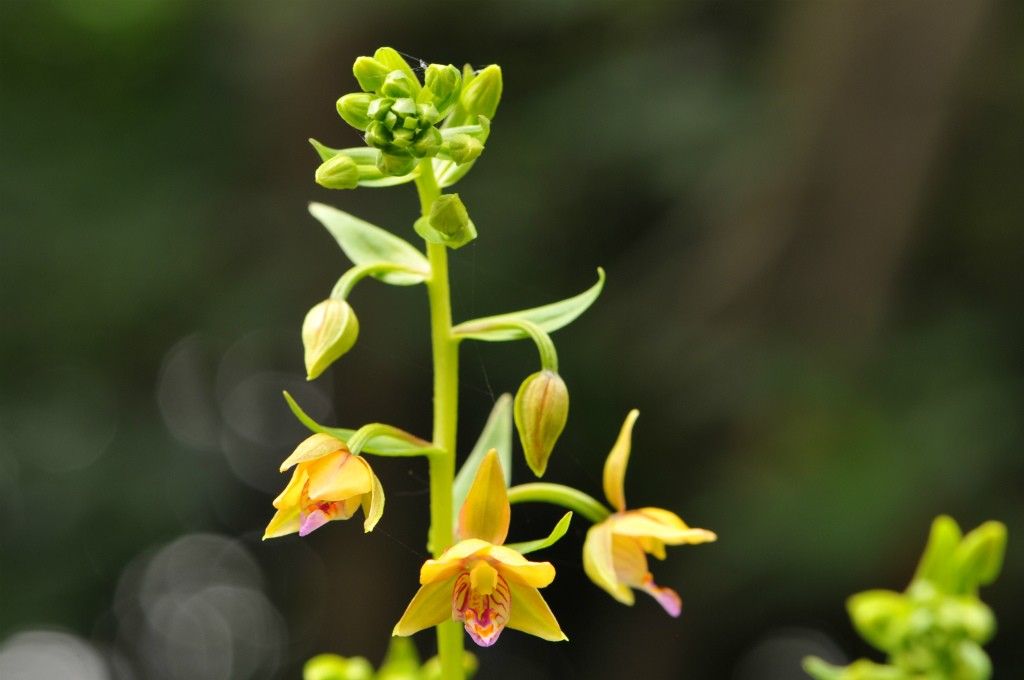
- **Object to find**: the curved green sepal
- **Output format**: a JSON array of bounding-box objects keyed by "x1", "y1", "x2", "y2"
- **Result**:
[
  {"x1": 373, "y1": 47, "x2": 421, "y2": 97},
  {"x1": 283, "y1": 391, "x2": 434, "y2": 457},
  {"x1": 506, "y1": 512, "x2": 573, "y2": 555},
  {"x1": 303, "y1": 654, "x2": 374, "y2": 680},
  {"x1": 309, "y1": 202, "x2": 429, "y2": 285},
  {"x1": 951, "y1": 520, "x2": 1007, "y2": 594},
  {"x1": 452, "y1": 394, "x2": 513, "y2": 525},
  {"x1": 453, "y1": 268, "x2": 605, "y2": 341}
]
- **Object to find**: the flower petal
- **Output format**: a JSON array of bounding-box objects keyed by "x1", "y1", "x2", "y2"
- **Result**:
[
  {"x1": 263, "y1": 505, "x2": 300, "y2": 540},
  {"x1": 393, "y1": 577, "x2": 456, "y2": 637},
  {"x1": 611, "y1": 508, "x2": 717, "y2": 545},
  {"x1": 457, "y1": 450, "x2": 510, "y2": 544},
  {"x1": 640, "y1": 574, "x2": 682, "y2": 618},
  {"x1": 272, "y1": 467, "x2": 308, "y2": 510},
  {"x1": 582, "y1": 523, "x2": 634, "y2": 605},
  {"x1": 602, "y1": 410, "x2": 639, "y2": 512},
  {"x1": 361, "y1": 471, "x2": 385, "y2": 532},
  {"x1": 453, "y1": 571, "x2": 510, "y2": 647},
  {"x1": 420, "y1": 539, "x2": 492, "y2": 584},
  {"x1": 279, "y1": 433, "x2": 347, "y2": 472},
  {"x1": 306, "y1": 451, "x2": 373, "y2": 501},
  {"x1": 486, "y1": 546, "x2": 556, "y2": 588},
  {"x1": 507, "y1": 582, "x2": 568, "y2": 641}
]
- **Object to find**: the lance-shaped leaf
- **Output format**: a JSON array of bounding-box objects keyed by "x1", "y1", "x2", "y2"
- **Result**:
[
  {"x1": 309, "y1": 203, "x2": 429, "y2": 285},
  {"x1": 453, "y1": 268, "x2": 605, "y2": 341},
  {"x1": 506, "y1": 512, "x2": 573, "y2": 555},
  {"x1": 453, "y1": 394, "x2": 513, "y2": 524},
  {"x1": 283, "y1": 391, "x2": 436, "y2": 457}
]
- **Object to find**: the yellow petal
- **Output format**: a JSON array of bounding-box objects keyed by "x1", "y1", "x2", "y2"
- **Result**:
[
  {"x1": 582, "y1": 523, "x2": 634, "y2": 605},
  {"x1": 306, "y1": 452, "x2": 373, "y2": 502},
  {"x1": 610, "y1": 534, "x2": 650, "y2": 586},
  {"x1": 506, "y1": 582, "x2": 567, "y2": 641},
  {"x1": 470, "y1": 560, "x2": 499, "y2": 595},
  {"x1": 457, "y1": 450, "x2": 510, "y2": 544},
  {"x1": 279, "y1": 433, "x2": 347, "y2": 472},
  {"x1": 611, "y1": 508, "x2": 718, "y2": 545},
  {"x1": 420, "y1": 539, "x2": 491, "y2": 584},
  {"x1": 362, "y1": 471, "x2": 385, "y2": 533},
  {"x1": 602, "y1": 410, "x2": 639, "y2": 512},
  {"x1": 263, "y1": 505, "x2": 300, "y2": 540},
  {"x1": 487, "y1": 546, "x2": 556, "y2": 588},
  {"x1": 272, "y1": 468, "x2": 308, "y2": 510},
  {"x1": 393, "y1": 577, "x2": 456, "y2": 637}
]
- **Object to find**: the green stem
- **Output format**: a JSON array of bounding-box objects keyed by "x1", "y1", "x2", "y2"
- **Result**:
[
  {"x1": 417, "y1": 159, "x2": 465, "y2": 680},
  {"x1": 507, "y1": 482, "x2": 612, "y2": 523},
  {"x1": 454, "y1": 319, "x2": 559, "y2": 372}
]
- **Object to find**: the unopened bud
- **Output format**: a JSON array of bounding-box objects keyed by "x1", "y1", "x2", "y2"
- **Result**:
[
  {"x1": 425, "y1": 63, "x2": 462, "y2": 114},
  {"x1": 315, "y1": 153, "x2": 360, "y2": 190},
  {"x1": 377, "y1": 151, "x2": 416, "y2": 176},
  {"x1": 411, "y1": 127, "x2": 442, "y2": 158},
  {"x1": 444, "y1": 134, "x2": 484, "y2": 164},
  {"x1": 414, "y1": 193, "x2": 477, "y2": 249},
  {"x1": 365, "y1": 121, "x2": 393, "y2": 148},
  {"x1": 353, "y1": 56, "x2": 390, "y2": 93},
  {"x1": 514, "y1": 370, "x2": 569, "y2": 477},
  {"x1": 381, "y1": 70, "x2": 414, "y2": 99},
  {"x1": 302, "y1": 299, "x2": 359, "y2": 380},
  {"x1": 336, "y1": 93, "x2": 373, "y2": 131},
  {"x1": 460, "y1": 64, "x2": 502, "y2": 119}
]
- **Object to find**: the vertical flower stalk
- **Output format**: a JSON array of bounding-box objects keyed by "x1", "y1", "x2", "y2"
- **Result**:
[{"x1": 416, "y1": 158, "x2": 466, "y2": 680}]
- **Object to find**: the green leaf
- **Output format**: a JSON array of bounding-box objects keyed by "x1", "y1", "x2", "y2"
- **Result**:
[
  {"x1": 308, "y1": 202, "x2": 429, "y2": 285},
  {"x1": 505, "y1": 512, "x2": 573, "y2": 555},
  {"x1": 453, "y1": 268, "x2": 605, "y2": 341},
  {"x1": 283, "y1": 391, "x2": 432, "y2": 456},
  {"x1": 453, "y1": 394, "x2": 513, "y2": 522}
]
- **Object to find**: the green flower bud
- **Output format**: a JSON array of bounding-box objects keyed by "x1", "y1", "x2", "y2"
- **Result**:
[
  {"x1": 950, "y1": 640, "x2": 992, "y2": 680},
  {"x1": 366, "y1": 97, "x2": 393, "y2": 121},
  {"x1": 460, "y1": 64, "x2": 502, "y2": 119},
  {"x1": 414, "y1": 193, "x2": 477, "y2": 249},
  {"x1": 952, "y1": 520, "x2": 1007, "y2": 593},
  {"x1": 352, "y1": 56, "x2": 389, "y2": 93},
  {"x1": 513, "y1": 370, "x2": 569, "y2": 477},
  {"x1": 365, "y1": 121, "x2": 393, "y2": 148},
  {"x1": 336, "y1": 93, "x2": 372, "y2": 131},
  {"x1": 411, "y1": 127, "x2": 442, "y2": 158},
  {"x1": 417, "y1": 102, "x2": 440, "y2": 126},
  {"x1": 303, "y1": 654, "x2": 374, "y2": 680},
  {"x1": 847, "y1": 590, "x2": 910, "y2": 653},
  {"x1": 390, "y1": 97, "x2": 417, "y2": 118},
  {"x1": 314, "y1": 153, "x2": 360, "y2": 190},
  {"x1": 377, "y1": 151, "x2": 416, "y2": 176},
  {"x1": 381, "y1": 70, "x2": 414, "y2": 98},
  {"x1": 444, "y1": 133, "x2": 484, "y2": 164},
  {"x1": 424, "y1": 63, "x2": 462, "y2": 114},
  {"x1": 302, "y1": 299, "x2": 359, "y2": 380}
]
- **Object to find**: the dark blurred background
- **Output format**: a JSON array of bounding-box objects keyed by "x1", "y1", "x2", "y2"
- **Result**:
[{"x1": 1, "y1": 1, "x2": 1022, "y2": 678}]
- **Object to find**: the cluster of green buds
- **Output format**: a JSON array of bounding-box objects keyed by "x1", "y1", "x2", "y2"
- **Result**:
[
  {"x1": 804, "y1": 516, "x2": 1007, "y2": 680},
  {"x1": 305, "y1": 638, "x2": 476, "y2": 680},
  {"x1": 315, "y1": 47, "x2": 499, "y2": 190}
]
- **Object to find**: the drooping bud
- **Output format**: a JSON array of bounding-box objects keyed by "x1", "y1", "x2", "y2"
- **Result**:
[
  {"x1": 460, "y1": 65, "x2": 502, "y2": 119},
  {"x1": 381, "y1": 70, "x2": 414, "y2": 99},
  {"x1": 353, "y1": 56, "x2": 390, "y2": 93},
  {"x1": 424, "y1": 63, "x2": 462, "y2": 115},
  {"x1": 513, "y1": 370, "x2": 569, "y2": 477},
  {"x1": 377, "y1": 151, "x2": 416, "y2": 177},
  {"x1": 314, "y1": 153, "x2": 360, "y2": 190},
  {"x1": 302, "y1": 299, "x2": 359, "y2": 380},
  {"x1": 336, "y1": 93, "x2": 373, "y2": 131},
  {"x1": 414, "y1": 193, "x2": 477, "y2": 249},
  {"x1": 444, "y1": 134, "x2": 484, "y2": 164}
]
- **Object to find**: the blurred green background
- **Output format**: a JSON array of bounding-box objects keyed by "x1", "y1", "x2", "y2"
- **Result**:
[{"x1": 1, "y1": 1, "x2": 1022, "y2": 678}]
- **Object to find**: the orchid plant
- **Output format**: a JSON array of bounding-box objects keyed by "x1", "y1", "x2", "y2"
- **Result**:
[{"x1": 262, "y1": 47, "x2": 717, "y2": 679}]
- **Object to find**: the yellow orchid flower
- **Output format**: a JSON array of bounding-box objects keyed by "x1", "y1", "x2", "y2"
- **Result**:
[
  {"x1": 582, "y1": 410, "x2": 716, "y2": 617},
  {"x1": 263, "y1": 433, "x2": 384, "y2": 539},
  {"x1": 393, "y1": 451, "x2": 567, "y2": 647}
]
